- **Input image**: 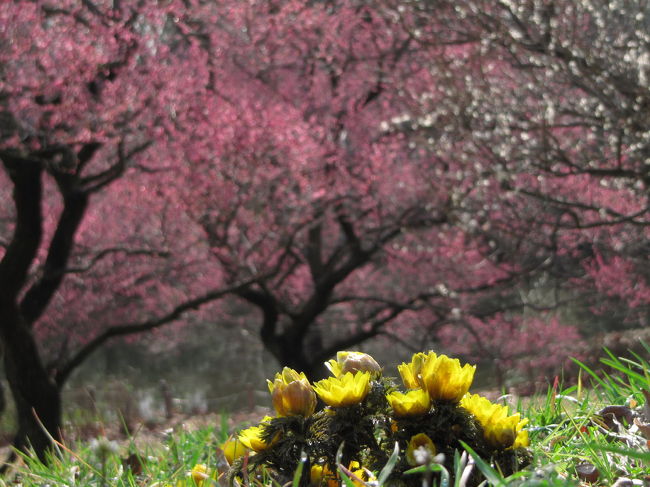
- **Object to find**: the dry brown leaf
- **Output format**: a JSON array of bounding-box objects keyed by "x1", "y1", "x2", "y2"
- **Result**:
[{"x1": 633, "y1": 417, "x2": 650, "y2": 439}]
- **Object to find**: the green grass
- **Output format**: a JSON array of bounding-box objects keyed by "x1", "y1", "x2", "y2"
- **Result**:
[{"x1": 2, "y1": 346, "x2": 649, "y2": 487}]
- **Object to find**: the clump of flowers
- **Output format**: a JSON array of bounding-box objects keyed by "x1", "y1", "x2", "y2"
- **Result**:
[{"x1": 228, "y1": 351, "x2": 531, "y2": 486}]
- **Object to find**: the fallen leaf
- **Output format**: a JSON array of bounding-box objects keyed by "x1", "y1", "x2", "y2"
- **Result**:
[
  {"x1": 575, "y1": 462, "x2": 599, "y2": 483},
  {"x1": 634, "y1": 417, "x2": 650, "y2": 439},
  {"x1": 597, "y1": 405, "x2": 634, "y2": 431},
  {"x1": 611, "y1": 477, "x2": 633, "y2": 487}
]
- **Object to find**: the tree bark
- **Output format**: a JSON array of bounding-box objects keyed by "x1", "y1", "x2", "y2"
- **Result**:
[
  {"x1": 0, "y1": 156, "x2": 62, "y2": 465},
  {"x1": 1, "y1": 305, "x2": 61, "y2": 460}
]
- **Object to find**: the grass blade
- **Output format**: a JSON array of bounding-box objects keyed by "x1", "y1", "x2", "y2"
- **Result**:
[
  {"x1": 459, "y1": 441, "x2": 503, "y2": 487},
  {"x1": 291, "y1": 451, "x2": 307, "y2": 487},
  {"x1": 580, "y1": 443, "x2": 650, "y2": 463},
  {"x1": 377, "y1": 441, "x2": 399, "y2": 486}
]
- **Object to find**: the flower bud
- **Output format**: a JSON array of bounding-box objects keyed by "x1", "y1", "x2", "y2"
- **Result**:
[
  {"x1": 267, "y1": 367, "x2": 317, "y2": 417},
  {"x1": 406, "y1": 433, "x2": 436, "y2": 466},
  {"x1": 397, "y1": 352, "x2": 428, "y2": 389},
  {"x1": 221, "y1": 436, "x2": 248, "y2": 465},
  {"x1": 325, "y1": 351, "x2": 381, "y2": 377},
  {"x1": 191, "y1": 464, "x2": 211, "y2": 486}
]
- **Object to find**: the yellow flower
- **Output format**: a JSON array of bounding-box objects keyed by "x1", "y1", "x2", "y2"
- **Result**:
[
  {"x1": 310, "y1": 463, "x2": 338, "y2": 487},
  {"x1": 313, "y1": 371, "x2": 371, "y2": 407},
  {"x1": 386, "y1": 388, "x2": 430, "y2": 417},
  {"x1": 406, "y1": 433, "x2": 436, "y2": 466},
  {"x1": 238, "y1": 416, "x2": 278, "y2": 452},
  {"x1": 460, "y1": 394, "x2": 529, "y2": 449},
  {"x1": 397, "y1": 352, "x2": 428, "y2": 389},
  {"x1": 348, "y1": 461, "x2": 377, "y2": 486},
  {"x1": 325, "y1": 351, "x2": 382, "y2": 378},
  {"x1": 310, "y1": 461, "x2": 375, "y2": 487},
  {"x1": 420, "y1": 352, "x2": 475, "y2": 402},
  {"x1": 190, "y1": 464, "x2": 212, "y2": 486},
  {"x1": 267, "y1": 367, "x2": 317, "y2": 417},
  {"x1": 221, "y1": 436, "x2": 248, "y2": 465}
]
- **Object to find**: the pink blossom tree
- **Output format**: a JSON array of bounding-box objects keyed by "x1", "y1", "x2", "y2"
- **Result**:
[
  {"x1": 1, "y1": 0, "x2": 648, "y2": 463},
  {"x1": 0, "y1": 0, "x2": 253, "y2": 460},
  {"x1": 437, "y1": 0, "x2": 650, "y2": 319},
  {"x1": 438, "y1": 314, "x2": 585, "y2": 389}
]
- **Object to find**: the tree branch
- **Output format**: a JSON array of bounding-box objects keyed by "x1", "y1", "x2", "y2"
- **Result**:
[
  {"x1": 0, "y1": 155, "x2": 43, "y2": 299},
  {"x1": 64, "y1": 247, "x2": 170, "y2": 274},
  {"x1": 81, "y1": 140, "x2": 152, "y2": 193},
  {"x1": 20, "y1": 172, "x2": 89, "y2": 326},
  {"x1": 55, "y1": 279, "x2": 256, "y2": 386}
]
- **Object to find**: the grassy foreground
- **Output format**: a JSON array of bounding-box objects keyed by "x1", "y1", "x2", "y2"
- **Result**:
[{"x1": 2, "y1": 346, "x2": 649, "y2": 487}]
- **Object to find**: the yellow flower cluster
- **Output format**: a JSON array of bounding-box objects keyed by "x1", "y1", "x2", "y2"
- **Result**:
[
  {"x1": 460, "y1": 394, "x2": 529, "y2": 449},
  {"x1": 237, "y1": 352, "x2": 378, "y2": 454},
  {"x1": 386, "y1": 351, "x2": 476, "y2": 419},
  {"x1": 231, "y1": 349, "x2": 529, "y2": 485}
]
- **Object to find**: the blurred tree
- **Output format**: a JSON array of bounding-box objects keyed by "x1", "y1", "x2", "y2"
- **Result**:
[
  {"x1": 428, "y1": 0, "x2": 650, "y2": 331},
  {"x1": 387, "y1": 0, "x2": 649, "y2": 381},
  {"x1": 0, "y1": 0, "x2": 246, "y2": 462}
]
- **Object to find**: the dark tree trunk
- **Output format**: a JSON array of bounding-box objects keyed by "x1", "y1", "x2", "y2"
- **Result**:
[
  {"x1": 274, "y1": 339, "x2": 328, "y2": 381},
  {"x1": 0, "y1": 156, "x2": 62, "y2": 465},
  {"x1": 0, "y1": 376, "x2": 5, "y2": 419},
  {"x1": 242, "y1": 289, "x2": 327, "y2": 380},
  {"x1": 0, "y1": 302, "x2": 61, "y2": 463}
]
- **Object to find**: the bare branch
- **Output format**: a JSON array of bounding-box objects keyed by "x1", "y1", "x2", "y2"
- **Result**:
[
  {"x1": 64, "y1": 247, "x2": 170, "y2": 274},
  {"x1": 55, "y1": 277, "x2": 260, "y2": 386}
]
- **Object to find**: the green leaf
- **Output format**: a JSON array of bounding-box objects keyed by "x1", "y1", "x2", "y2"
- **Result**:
[
  {"x1": 571, "y1": 358, "x2": 617, "y2": 398},
  {"x1": 292, "y1": 451, "x2": 307, "y2": 487},
  {"x1": 459, "y1": 441, "x2": 504, "y2": 487},
  {"x1": 403, "y1": 463, "x2": 450, "y2": 487},
  {"x1": 377, "y1": 441, "x2": 399, "y2": 486},
  {"x1": 453, "y1": 449, "x2": 468, "y2": 487},
  {"x1": 336, "y1": 441, "x2": 345, "y2": 466},
  {"x1": 601, "y1": 356, "x2": 647, "y2": 384},
  {"x1": 403, "y1": 463, "x2": 447, "y2": 475},
  {"x1": 337, "y1": 463, "x2": 359, "y2": 487}
]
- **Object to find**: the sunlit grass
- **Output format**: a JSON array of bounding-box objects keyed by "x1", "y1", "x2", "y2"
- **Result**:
[{"x1": 2, "y1": 345, "x2": 648, "y2": 486}]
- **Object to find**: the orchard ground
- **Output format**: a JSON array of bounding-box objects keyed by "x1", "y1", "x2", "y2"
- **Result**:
[
  {"x1": 2, "y1": 324, "x2": 648, "y2": 462},
  {"x1": 1, "y1": 343, "x2": 649, "y2": 487}
]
